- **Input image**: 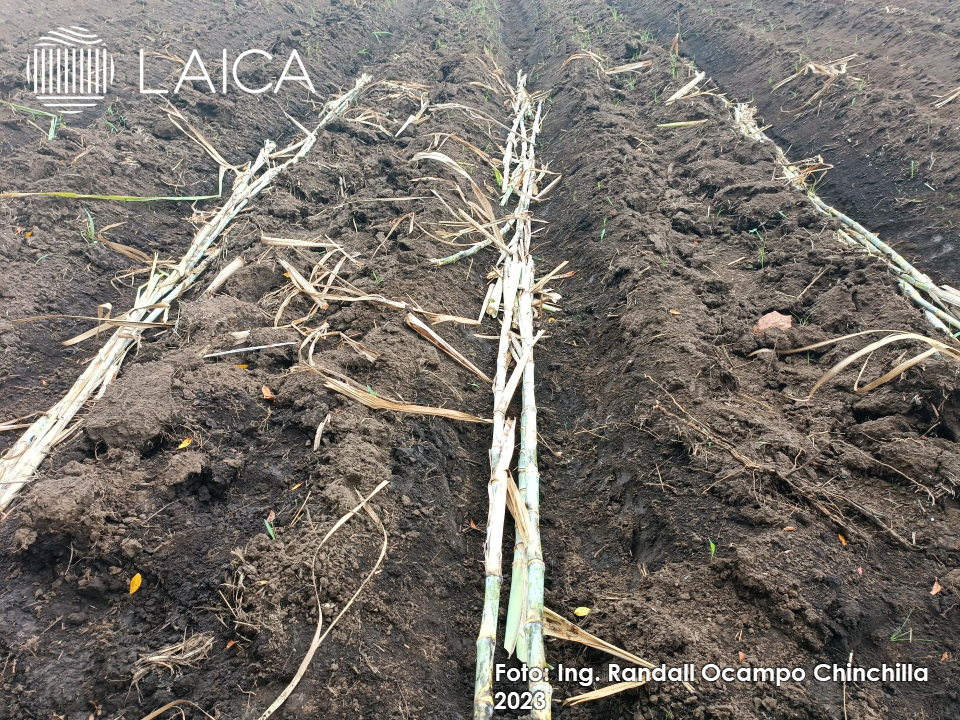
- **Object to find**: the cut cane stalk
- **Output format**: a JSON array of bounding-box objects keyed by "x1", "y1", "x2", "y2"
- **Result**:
[
  {"x1": 0, "y1": 75, "x2": 373, "y2": 509},
  {"x1": 728, "y1": 101, "x2": 960, "y2": 338},
  {"x1": 664, "y1": 70, "x2": 706, "y2": 105},
  {"x1": 476, "y1": 72, "x2": 551, "y2": 720},
  {"x1": 933, "y1": 86, "x2": 960, "y2": 108},
  {"x1": 202, "y1": 256, "x2": 244, "y2": 297},
  {"x1": 474, "y1": 419, "x2": 516, "y2": 719}
]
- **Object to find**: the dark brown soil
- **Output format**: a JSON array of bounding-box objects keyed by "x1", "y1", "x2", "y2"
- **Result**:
[
  {"x1": 1, "y1": 1, "x2": 959, "y2": 720},
  {"x1": 620, "y1": 0, "x2": 960, "y2": 279}
]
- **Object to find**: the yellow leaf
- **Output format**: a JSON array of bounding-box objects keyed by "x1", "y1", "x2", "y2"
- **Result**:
[
  {"x1": 668, "y1": 309, "x2": 681, "y2": 315},
  {"x1": 574, "y1": 606, "x2": 591, "y2": 618},
  {"x1": 177, "y1": 438, "x2": 192, "y2": 449},
  {"x1": 931, "y1": 578, "x2": 943, "y2": 596},
  {"x1": 290, "y1": 483, "x2": 303, "y2": 491},
  {"x1": 839, "y1": 534, "x2": 847, "y2": 546},
  {"x1": 25, "y1": 231, "x2": 33, "y2": 238},
  {"x1": 129, "y1": 573, "x2": 142, "y2": 595},
  {"x1": 235, "y1": 364, "x2": 249, "y2": 370},
  {"x1": 226, "y1": 640, "x2": 237, "y2": 649},
  {"x1": 738, "y1": 651, "x2": 747, "y2": 663}
]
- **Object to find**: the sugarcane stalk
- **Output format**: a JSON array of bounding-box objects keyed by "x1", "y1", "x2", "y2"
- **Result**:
[
  {"x1": 504, "y1": 467, "x2": 529, "y2": 661},
  {"x1": 731, "y1": 100, "x2": 960, "y2": 339},
  {"x1": 517, "y1": 258, "x2": 550, "y2": 717},
  {"x1": 475, "y1": 73, "x2": 553, "y2": 719},
  {"x1": 898, "y1": 280, "x2": 960, "y2": 333},
  {"x1": 500, "y1": 73, "x2": 527, "y2": 205},
  {"x1": 475, "y1": 256, "x2": 522, "y2": 720},
  {"x1": 475, "y1": 417, "x2": 516, "y2": 720},
  {"x1": 0, "y1": 75, "x2": 372, "y2": 509},
  {"x1": 432, "y1": 238, "x2": 493, "y2": 266}
]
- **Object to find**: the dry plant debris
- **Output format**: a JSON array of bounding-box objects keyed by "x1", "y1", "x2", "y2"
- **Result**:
[{"x1": 0, "y1": 75, "x2": 373, "y2": 510}]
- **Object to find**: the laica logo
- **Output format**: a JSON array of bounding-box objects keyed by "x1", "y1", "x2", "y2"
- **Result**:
[
  {"x1": 26, "y1": 27, "x2": 115, "y2": 114},
  {"x1": 21, "y1": 26, "x2": 321, "y2": 106}
]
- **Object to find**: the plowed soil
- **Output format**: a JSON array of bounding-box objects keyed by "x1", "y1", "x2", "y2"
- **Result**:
[{"x1": 1, "y1": 1, "x2": 959, "y2": 720}]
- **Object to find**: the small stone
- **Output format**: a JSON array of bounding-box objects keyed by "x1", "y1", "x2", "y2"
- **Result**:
[{"x1": 751, "y1": 311, "x2": 792, "y2": 334}]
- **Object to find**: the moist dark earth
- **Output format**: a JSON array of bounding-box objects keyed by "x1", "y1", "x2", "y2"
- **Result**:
[{"x1": 1, "y1": 1, "x2": 959, "y2": 719}]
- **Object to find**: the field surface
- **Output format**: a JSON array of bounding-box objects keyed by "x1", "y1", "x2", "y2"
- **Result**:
[{"x1": 1, "y1": 1, "x2": 959, "y2": 719}]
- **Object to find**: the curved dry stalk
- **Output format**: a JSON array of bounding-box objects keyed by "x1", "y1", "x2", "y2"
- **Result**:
[
  {"x1": 754, "y1": 330, "x2": 960, "y2": 396},
  {"x1": 138, "y1": 700, "x2": 216, "y2": 720},
  {"x1": 256, "y1": 479, "x2": 389, "y2": 720}
]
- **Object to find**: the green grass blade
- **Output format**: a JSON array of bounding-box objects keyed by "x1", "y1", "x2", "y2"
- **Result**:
[{"x1": 0, "y1": 191, "x2": 219, "y2": 202}]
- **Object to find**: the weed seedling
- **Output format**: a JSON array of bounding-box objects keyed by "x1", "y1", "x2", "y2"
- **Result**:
[
  {"x1": 81, "y1": 208, "x2": 96, "y2": 243},
  {"x1": 890, "y1": 610, "x2": 914, "y2": 642}
]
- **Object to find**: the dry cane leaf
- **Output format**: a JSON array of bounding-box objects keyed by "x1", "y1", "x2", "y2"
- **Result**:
[
  {"x1": 262, "y1": 385, "x2": 276, "y2": 401},
  {"x1": 931, "y1": 578, "x2": 943, "y2": 596},
  {"x1": 226, "y1": 640, "x2": 237, "y2": 649},
  {"x1": 319, "y1": 373, "x2": 490, "y2": 424},
  {"x1": 941, "y1": 652, "x2": 950, "y2": 662},
  {"x1": 738, "y1": 651, "x2": 747, "y2": 663},
  {"x1": 782, "y1": 526, "x2": 796, "y2": 532},
  {"x1": 130, "y1": 573, "x2": 142, "y2": 595},
  {"x1": 564, "y1": 681, "x2": 646, "y2": 707}
]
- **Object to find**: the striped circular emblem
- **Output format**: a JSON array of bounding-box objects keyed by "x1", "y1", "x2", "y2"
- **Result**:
[{"x1": 25, "y1": 26, "x2": 114, "y2": 115}]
